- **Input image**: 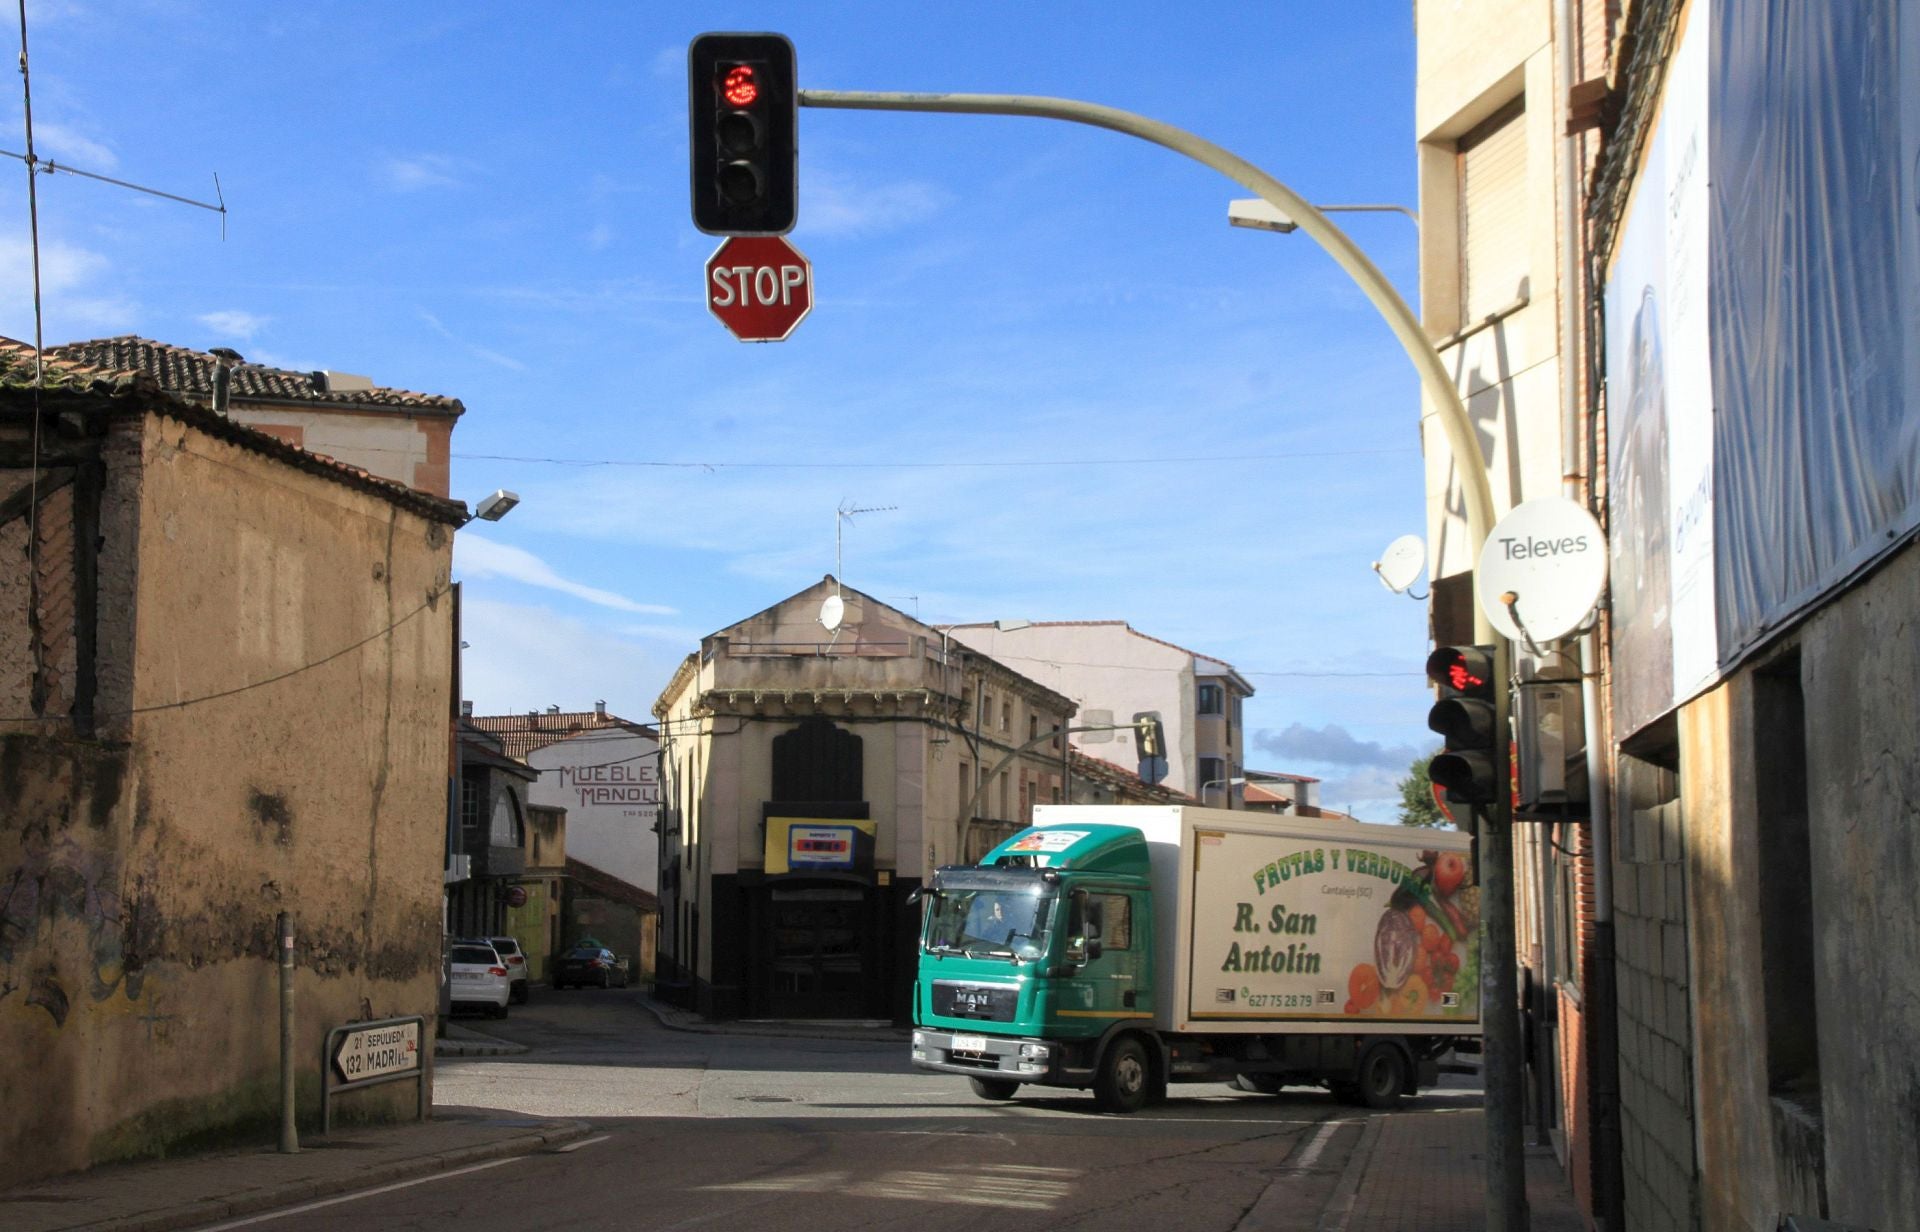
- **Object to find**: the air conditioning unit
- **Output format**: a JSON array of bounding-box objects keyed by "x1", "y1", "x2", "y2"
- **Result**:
[{"x1": 1514, "y1": 679, "x2": 1588, "y2": 817}]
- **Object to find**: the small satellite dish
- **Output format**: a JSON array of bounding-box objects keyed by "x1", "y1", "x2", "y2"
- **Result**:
[
  {"x1": 1373, "y1": 534, "x2": 1427, "y2": 594},
  {"x1": 819, "y1": 593, "x2": 845, "y2": 632}
]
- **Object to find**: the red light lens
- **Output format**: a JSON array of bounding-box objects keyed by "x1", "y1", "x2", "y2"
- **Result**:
[
  {"x1": 722, "y1": 65, "x2": 759, "y2": 107},
  {"x1": 1445, "y1": 657, "x2": 1486, "y2": 692}
]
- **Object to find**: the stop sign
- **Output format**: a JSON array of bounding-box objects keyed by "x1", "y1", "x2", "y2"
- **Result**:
[{"x1": 706, "y1": 235, "x2": 813, "y2": 342}]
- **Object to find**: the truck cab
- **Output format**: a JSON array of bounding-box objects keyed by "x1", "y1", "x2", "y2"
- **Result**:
[{"x1": 910, "y1": 824, "x2": 1163, "y2": 1111}]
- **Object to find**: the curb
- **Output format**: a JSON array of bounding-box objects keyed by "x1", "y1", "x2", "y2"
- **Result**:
[
  {"x1": 64, "y1": 1121, "x2": 593, "y2": 1232},
  {"x1": 636, "y1": 996, "x2": 909, "y2": 1043},
  {"x1": 1314, "y1": 1115, "x2": 1383, "y2": 1232}
]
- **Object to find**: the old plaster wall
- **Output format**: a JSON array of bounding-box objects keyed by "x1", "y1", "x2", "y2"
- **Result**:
[
  {"x1": 0, "y1": 412, "x2": 454, "y2": 1183},
  {"x1": 1684, "y1": 541, "x2": 1920, "y2": 1231}
]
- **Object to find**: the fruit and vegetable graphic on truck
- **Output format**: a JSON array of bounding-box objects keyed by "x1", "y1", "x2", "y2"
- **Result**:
[{"x1": 909, "y1": 804, "x2": 1480, "y2": 1112}]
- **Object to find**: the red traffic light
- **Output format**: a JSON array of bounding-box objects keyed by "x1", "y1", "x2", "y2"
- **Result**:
[
  {"x1": 1425, "y1": 645, "x2": 1494, "y2": 698},
  {"x1": 722, "y1": 65, "x2": 760, "y2": 107}
]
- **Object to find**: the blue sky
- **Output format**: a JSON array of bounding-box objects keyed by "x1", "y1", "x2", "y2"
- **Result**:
[{"x1": 3, "y1": 1, "x2": 1436, "y2": 820}]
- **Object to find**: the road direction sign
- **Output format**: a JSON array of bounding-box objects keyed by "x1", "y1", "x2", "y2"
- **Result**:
[
  {"x1": 331, "y1": 1018, "x2": 421, "y2": 1085},
  {"x1": 706, "y1": 235, "x2": 813, "y2": 341}
]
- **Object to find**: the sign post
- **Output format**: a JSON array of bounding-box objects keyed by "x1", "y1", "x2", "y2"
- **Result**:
[
  {"x1": 705, "y1": 235, "x2": 813, "y2": 341},
  {"x1": 321, "y1": 1016, "x2": 426, "y2": 1134}
]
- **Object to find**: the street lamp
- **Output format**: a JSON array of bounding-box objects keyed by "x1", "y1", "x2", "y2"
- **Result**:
[
  {"x1": 1228, "y1": 198, "x2": 1418, "y2": 233},
  {"x1": 1200, "y1": 775, "x2": 1246, "y2": 809},
  {"x1": 470, "y1": 489, "x2": 520, "y2": 523}
]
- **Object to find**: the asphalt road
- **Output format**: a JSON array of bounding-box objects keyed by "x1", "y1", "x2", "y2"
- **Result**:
[{"x1": 237, "y1": 989, "x2": 1385, "y2": 1231}]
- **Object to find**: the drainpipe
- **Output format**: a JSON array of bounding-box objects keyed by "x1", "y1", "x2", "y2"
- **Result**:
[{"x1": 1556, "y1": 0, "x2": 1624, "y2": 1224}]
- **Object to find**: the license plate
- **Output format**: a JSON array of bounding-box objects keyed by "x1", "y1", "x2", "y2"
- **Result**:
[{"x1": 952, "y1": 1034, "x2": 987, "y2": 1054}]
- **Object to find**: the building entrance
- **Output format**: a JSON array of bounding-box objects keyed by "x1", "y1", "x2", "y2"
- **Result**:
[{"x1": 766, "y1": 886, "x2": 867, "y2": 1018}]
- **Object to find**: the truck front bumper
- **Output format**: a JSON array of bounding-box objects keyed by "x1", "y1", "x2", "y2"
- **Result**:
[{"x1": 910, "y1": 1027, "x2": 1091, "y2": 1086}]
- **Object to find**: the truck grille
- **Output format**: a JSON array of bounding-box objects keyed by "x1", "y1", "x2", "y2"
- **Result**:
[{"x1": 931, "y1": 981, "x2": 1018, "y2": 1022}]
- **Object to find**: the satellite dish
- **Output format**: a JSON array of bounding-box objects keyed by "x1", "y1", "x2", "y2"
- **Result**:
[
  {"x1": 1476, "y1": 498, "x2": 1607, "y2": 642},
  {"x1": 1373, "y1": 534, "x2": 1427, "y2": 594},
  {"x1": 819, "y1": 593, "x2": 845, "y2": 632}
]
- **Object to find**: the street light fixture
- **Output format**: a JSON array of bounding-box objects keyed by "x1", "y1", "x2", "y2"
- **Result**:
[
  {"x1": 1200, "y1": 775, "x2": 1246, "y2": 808},
  {"x1": 1227, "y1": 197, "x2": 1419, "y2": 234},
  {"x1": 471, "y1": 489, "x2": 520, "y2": 523}
]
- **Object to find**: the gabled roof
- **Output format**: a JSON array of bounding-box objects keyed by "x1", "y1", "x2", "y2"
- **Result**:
[
  {"x1": 1067, "y1": 746, "x2": 1195, "y2": 805},
  {"x1": 0, "y1": 336, "x2": 467, "y2": 525},
  {"x1": 943, "y1": 618, "x2": 1255, "y2": 696},
  {"x1": 565, "y1": 857, "x2": 660, "y2": 913},
  {"x1": 49, "y1": 336, "x2": 465, "y2": 416},
  {"x1": 469, "y1": 708, "x2": 656, "y2": 761}
]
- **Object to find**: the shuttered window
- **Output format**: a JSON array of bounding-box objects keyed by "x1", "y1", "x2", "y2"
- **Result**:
[{"x1": 1457, "y1": 98, "x2": 1528, "y2": 324}]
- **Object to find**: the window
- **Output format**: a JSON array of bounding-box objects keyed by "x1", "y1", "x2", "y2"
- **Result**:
[
  {"x1": 1074, "y1": 892, "x2": 1133, "y2": 951},
  {"x1": 1001, "y1": 700, "x2": 1011, "y2": 731},
  {"x1": 979, "y1": 691, "x2": 992, "y2": 728},
  {"x1": 1199, "y1": 757, "x2": 1227, "y2": 797},
  {"x1": 1457, "y1": 96, "x2": 1528, "y2": 323},
  {"x1": 1197, "y1": 683, "x2": 1224, "y2": 715},
  {"x1": 1029, "y1": 715, "x2": 1039, "y2": 742},
  {"x1": 1051, "y1": 723, "x2": 1062, "y2": 752},
  {"x1": 1755, "y1": 654, "x2": 1819, "y2": 1103}
]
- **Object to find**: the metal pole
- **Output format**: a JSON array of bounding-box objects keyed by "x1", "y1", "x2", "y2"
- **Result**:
[
  {"x1": 1481, "y1": 639, "x2": 1528, "y2": 1228},
  {"x1": 277, "y1": 911, "x2": 299, "y2": 1153},
  {"x1": 800, "y1": 88, "x2": 1497, "y2": 642}
]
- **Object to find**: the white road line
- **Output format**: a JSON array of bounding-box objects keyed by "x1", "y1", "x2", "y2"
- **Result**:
[
  {"x1": 1290, "y1": 1119, "x2": 1354, "y2": 1171},
  {"x1": 190, "y1": 1157, "x2": 516, "y2": 1230},
  {"x1": 552, "y1": 1134, "x2": 612, "y2": 1152}
]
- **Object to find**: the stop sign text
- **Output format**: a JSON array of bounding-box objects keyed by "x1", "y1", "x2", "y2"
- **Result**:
[{"x1": 705, "y1": 235, "x2": 813, "y2": 342}]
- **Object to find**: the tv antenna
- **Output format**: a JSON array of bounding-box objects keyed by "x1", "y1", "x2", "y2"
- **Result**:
[{"x1": 833, "y1": 500, "x2": 896, "y2": 595}]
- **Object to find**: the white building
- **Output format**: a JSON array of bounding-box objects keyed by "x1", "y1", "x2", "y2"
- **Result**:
[
  {"x1": 945, "y1": 621, "x2": 1253, "y2": 804},
  {"x1": 469, "y1": 704, "x2": 661, "y2": 895}
]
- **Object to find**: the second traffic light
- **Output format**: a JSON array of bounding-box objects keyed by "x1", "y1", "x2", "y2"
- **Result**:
[
  {"x1": 1425, "y1": 645, "x2": 1499, "y2": 805},
  {"x1": 689, "y1": 32, "x2": 798, "y2": 236}
]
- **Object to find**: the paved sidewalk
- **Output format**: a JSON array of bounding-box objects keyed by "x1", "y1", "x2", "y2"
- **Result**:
[
  {"x1": 0, "y1": 1110, "x2": 592, "y2": 1232},
  {"x1": 1322, "y1": 1106, "x2": 1589, "y2": 1232}
]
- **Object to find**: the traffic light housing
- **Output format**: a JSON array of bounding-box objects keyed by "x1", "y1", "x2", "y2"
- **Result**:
[
  {"x1": 1425, "y1": 645, "x2": 1499, "y2": 805},
  {"x1": 1132, "y1": 711, "x2": 1169, "y2": 785},
  {"x1": 689, "y1": 32, "x2": 798, "y2": 236}
]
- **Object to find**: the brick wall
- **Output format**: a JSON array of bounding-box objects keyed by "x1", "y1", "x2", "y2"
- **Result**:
[{"x1": 1614, "y1": 796, "x2": 1700, "y2": 1231}]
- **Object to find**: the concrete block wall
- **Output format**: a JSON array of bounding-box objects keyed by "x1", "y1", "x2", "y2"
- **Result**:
[{"x1": 1614, "y1": 797, "x2": 1701, "y2": 1232}]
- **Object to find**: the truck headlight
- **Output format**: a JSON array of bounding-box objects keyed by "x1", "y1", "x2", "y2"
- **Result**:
[{"x1": 1020, "y1": 1042, "x2": 1051, "y2": 1060}]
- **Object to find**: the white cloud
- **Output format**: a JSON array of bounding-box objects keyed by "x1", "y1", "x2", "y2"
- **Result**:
[
  {"x1": 418, "y1": 309, "x2": 526, "y2": 372},
  {"x1": 198, "y1": 309, "x2": 269, "y2": 341},
  {"x1": 381, "y1": 154, "x2": 464, "y2": 192},
  {"x1": 29, "y1": 120, "x2": 118, "y2": 171},
  {"x1": 458, "y1": 597, "x2": 678, "y2": 720},
  {"x1": 803, "y1": 167, "x2": 948, "y2": 236},
  {"x1": 455, "y1": 536, "x2": 676, "y2": 615}
]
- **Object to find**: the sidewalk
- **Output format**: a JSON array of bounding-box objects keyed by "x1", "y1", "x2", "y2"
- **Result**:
[
  {"x1": 1318, "y1": 1106, "x2": 1589, "y2": 1232},
  {"x1": 0, "y1": 1110, "x2": 592, "y2": 1232}
]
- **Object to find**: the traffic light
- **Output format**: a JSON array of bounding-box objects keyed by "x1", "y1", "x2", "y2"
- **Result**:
[
  {"x1": 1132, "y1": 711, "x2": 1169, "y2": 786},
  {"x1": 689, "y1": 33, "x2": 798, "y2": 236},
  {"x1": 1425, "y1": 645, "x2": 1499, "y2": 805}
]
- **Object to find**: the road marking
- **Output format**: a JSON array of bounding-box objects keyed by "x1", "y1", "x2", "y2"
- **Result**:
[
  {"x1": 190, "y1": 1157, "x2": 516, "y2": 1229},
  {"x1": 551, "y1": 1134, "x2": 612, "y2": 1152},
  {"x1": 1289, "y1": 1118, "x2": 1353, "y2": 1171}
]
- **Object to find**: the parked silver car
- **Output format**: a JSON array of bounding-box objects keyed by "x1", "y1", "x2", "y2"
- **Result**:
[{"x1": 487, "y1": 935, "x2": 530, "y2": 1004}]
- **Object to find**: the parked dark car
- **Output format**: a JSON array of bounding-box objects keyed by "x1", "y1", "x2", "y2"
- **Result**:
[{"x1": 550, "y1": 945, "x2": 630, "y2": 990}]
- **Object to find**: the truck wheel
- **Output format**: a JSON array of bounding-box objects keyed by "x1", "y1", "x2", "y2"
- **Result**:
[
  {"x1": 1095, "y1": 1037, "x2": 1151, "y2": 1114},
  {"x1": 1357, "y1": 1043, "x2": 1410, "y2": 1109},
  {"x1": 969, "y1": 1077, "x2": 1019, "y2": 1101}
]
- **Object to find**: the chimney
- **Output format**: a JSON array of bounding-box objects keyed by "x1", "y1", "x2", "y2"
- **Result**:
[
  {"x1": 460, "y1": 700, "x2": 473, "y2": 718},
  {"x1": 547, "y1": 704, "x2": 561, "y2": 715},
  {"x1": 595, "y1": 699, "x2": 607, "y2": 720}
]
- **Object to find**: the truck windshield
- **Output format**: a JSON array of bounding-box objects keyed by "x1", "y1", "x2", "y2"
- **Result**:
[{"x1": 926, "y1": 889, "x2": 1053, "y2": 960}]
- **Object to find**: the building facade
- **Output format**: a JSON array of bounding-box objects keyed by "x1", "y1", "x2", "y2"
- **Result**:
[
  {"x1": 470, "y1": 705, "x2": 661, "y2": 896},
  {"x1": 1418, "y1": 2, "x2": 1920, "y2": 1229},
  {"x1": 652, "y1": 578, "x2": 1075, "y2": 1022},
  {"x1": 946, "y1": 620, "x2": 1254, "y2": 804},
  {"x1": 1, "y1": 340, "x2": 461, "y2": 1182}
]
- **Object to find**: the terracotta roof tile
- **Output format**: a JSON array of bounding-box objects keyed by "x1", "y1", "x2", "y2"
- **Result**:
[
  {"x1": 49, "y1": 335, "x2": 465, "y2": 415},
  {"x1": 469, "y1": 709, "x2": 656, "y2": 761},
  {"x1": 1, "y1": 335, "x2": 467, "y2": 525}
]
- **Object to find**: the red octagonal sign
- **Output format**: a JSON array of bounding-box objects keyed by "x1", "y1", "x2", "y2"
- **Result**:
[{"x1": 706, "y1": 235, "x2": 813, "y2": 342}]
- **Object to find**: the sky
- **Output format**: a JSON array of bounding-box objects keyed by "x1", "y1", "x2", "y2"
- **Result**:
[{"x1": 2, "y1": 1, "x2": 1438, "y2": 821}]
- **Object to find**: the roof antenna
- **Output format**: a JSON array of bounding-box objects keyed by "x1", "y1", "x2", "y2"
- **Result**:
[{"x1": 821, "y1": 500, "x2": 895, "y2": 648}]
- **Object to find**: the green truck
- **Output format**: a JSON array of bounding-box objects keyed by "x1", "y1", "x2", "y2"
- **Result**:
[{"x1": 910, "y1": 805, "x2": 1481, "y2": 1112}]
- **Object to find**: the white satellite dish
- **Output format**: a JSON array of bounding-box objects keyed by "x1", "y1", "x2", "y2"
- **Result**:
[
  {"x1": 1372, "y1": 534, "x2": 1427, "y2": 594},
  {"x1": 1476, "y1": 497, "x2": 1607, "y2": 643},
  {"x1": 819, "y1": 593, "x2": 845, "y2": 632}
]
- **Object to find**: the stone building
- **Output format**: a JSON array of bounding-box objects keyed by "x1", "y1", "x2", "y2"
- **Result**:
[
  {"x1": 652, "y1": 577, "x2": 1075, "y2": 1022},
  {"x1": 0, "y1": 338, "x2": 462, "y2": 1182}
]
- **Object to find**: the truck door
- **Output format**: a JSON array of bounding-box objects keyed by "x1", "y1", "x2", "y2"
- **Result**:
[{"x1": 1073, "y1": 889, "x2": 1149, "y2": 1020}]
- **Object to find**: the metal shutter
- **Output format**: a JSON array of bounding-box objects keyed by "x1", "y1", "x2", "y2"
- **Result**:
[{"x1": 1458, "y1": 99, "x2": 1529, "y2": 323}]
